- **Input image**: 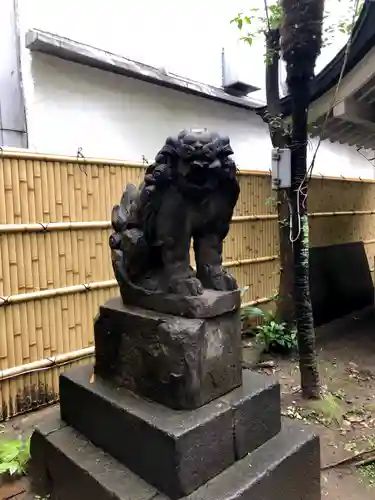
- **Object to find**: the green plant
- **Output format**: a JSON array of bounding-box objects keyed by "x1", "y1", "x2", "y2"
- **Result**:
[
  {"x1": 241, "y1": 305, "x2": 265, "y2": 322},
  {"x1": 239, "y1": 298, "x2": 297, "y2": 352},
  {"x1": 256, "y1": 313, "x2": 297, "y2": 353},
  {"x1": 0, "y1": 436, "x2": 31, "y2": 476},
  {"x1": 239, "y1": 291, "x2": 266, "y2": 335}
]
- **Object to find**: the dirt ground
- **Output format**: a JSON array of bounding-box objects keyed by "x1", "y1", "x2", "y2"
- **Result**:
[
  {"x1": 1, "y1": 308, "x2": 375, "y2": 499},
  {"x1": 245, "y1": 307, "x2": 375, "y2": 499}
]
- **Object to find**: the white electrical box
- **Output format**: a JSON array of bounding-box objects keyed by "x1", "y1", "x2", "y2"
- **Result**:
[{"x1": 271, "y1": 148, "x2": 291, "y2": 190}]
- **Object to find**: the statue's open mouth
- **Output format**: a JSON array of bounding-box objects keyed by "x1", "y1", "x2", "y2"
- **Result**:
[{"x1": 186, "y1": 163, "x2": 211, "y2": 186}]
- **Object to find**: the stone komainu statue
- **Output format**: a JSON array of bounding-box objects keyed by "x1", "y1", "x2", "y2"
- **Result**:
[{"x1": 109, "y1": 129, "x2": 240, "y2": 300}]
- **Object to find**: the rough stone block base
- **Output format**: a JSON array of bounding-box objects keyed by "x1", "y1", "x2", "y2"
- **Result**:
[
  {"x1": 94, "y1": 297, "x2": 242, "y2": 410},
  {"x1": 30, "y1": 409, "x2": 320, "y2": 500},
  {"x1": 59, "y1": 365, "x2": 280, "y2": 499}
]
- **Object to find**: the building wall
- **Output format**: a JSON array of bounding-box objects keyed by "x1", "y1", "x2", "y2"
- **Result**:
[
  {"x1": 14, "y1": 0, "x2": 375, "y2": 177},
  {"x1": 0, "y1": 0, "x2": 27, "y2": 147}
]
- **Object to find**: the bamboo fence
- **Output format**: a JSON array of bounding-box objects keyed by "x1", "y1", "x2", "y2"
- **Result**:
[{"x1": 0, "y1": 149, "x2": 375, "y2": 419}]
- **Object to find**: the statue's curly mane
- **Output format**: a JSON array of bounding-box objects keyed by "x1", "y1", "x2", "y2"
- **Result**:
[
  {"x1": 136, "y1": 129, "x2": 239, "y2": 243},
  {"x1": 142, "y1": 129, "x2": 237, "y2": 192}
]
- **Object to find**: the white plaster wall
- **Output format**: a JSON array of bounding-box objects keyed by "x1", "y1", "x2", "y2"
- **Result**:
[
  {"x1": 22, "y1": 53, "x2": 270, "y2": 168},
  {"x1": 16, "y1": 0, "x2": 375, "y2": 178},
  {"x1": 21, "y1": 53, "x2": 375, "y2": 178}
]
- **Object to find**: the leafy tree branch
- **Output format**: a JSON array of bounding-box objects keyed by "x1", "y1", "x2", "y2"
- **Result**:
[{"x1": 231, "y1": 0, "x2": 363, "y2": 50}]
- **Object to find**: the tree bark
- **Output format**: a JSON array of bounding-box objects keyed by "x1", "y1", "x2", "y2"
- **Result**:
[
  {"x1": 264, "y1": 29, "x2": 295, "y2": 328},
  {"x1": 281, "y1": 0, "x2": 323, "y2": 399},
  {"x1": 289, "y1": 79, "x2": 320, "y2": 399}
]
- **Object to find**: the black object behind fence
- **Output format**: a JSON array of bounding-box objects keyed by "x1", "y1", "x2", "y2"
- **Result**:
[{"x1": 310, "y1": 241, "x2": 374, "y2": 326}]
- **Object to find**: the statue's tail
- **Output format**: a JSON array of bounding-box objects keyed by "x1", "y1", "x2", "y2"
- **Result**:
[
  {"x1": 109, "y1": 183, "x2": 138, "y2": 284},
  {"x1": 111, "y1": 183, "x2": 138, "y2": 236}
]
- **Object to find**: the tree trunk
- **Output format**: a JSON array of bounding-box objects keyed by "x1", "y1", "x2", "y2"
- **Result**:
[
  {"x1": 276, "y1": 189, "x2": 295, "y2": 326},
  {"x1": 264, "y1": 29, "x2": 295, "y2": 328},
  {"x1": 290, "y1": 79, "x2": 320, "y2": 399},
  {"x1": 281, "y1": 0, "x2": 324, "y2": 399}
]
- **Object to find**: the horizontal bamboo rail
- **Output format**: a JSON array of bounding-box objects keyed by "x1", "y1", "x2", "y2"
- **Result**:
[
  {"x1": 0, "y1": 347, "x2": 94, "y2": 381},
  {"x1": 0, "y1": 148, "x2": 144, "y2": 167},
  {"x1": 241, "y1": 296, "x2": 275, "y2": 308},
  {"x1": 309, "y1": 210, "x2": 375, "y2": 217},
  {"x1": 1, "y1": 209, "x2": 374, "y2": 233},
  {"x1": 225, "y1": 256, "x2": 278, "y2": 267},
  {"x1": 0, "y1": 280, "x2": 117, "y2": 306},
  {"x1": 233, "y1": 215, "x2": 277, "y2": 222},
  {"x1": 0, "y1": 255, "x2": 278, "y2": 306},
  {"x1": 0, "y1": 221, "x2": 111, "y2": 233},
  {"x1": 0, "y1": 293, "x2": 275, "y2": 382},
  {"x1": 1, "y1": 147, "x2": 374, "y2": 183}
]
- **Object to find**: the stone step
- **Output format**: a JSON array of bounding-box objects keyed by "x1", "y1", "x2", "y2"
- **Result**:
[
  {"x1": 30, "y1": 409, "x2": 320, "y2": 500},
  {"x1": 59, "y1": 365, "x2": 281, "y2": 499},
  {"x1": 29, "y1": 410, "x2": 163, "y2": 500}
]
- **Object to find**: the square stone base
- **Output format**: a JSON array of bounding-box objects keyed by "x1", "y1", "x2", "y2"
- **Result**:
[
  {"x1": 59, "y1": 365, "x2": 281, "y2": 499},
  {"x1": 30, "y1": 408, "x2": 320, "y2": 500},
  {"x1": 94, "y1": 297, "x2": 242, "y2": 410}
]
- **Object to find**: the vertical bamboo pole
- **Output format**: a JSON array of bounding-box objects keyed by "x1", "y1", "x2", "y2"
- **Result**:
[
  {"x1": 53, "y1": 160, "x2": 64, "y2": 390},
  {"x1": 67, "y1": 275, "x2": 76, "y2": 353},
  {"x1": 54, "y1": 161, "x2": 63, "y2": 221},
  {"x1": 61, "y1": 162, "x2": 73, "y2": 359},
  {"x1": 0, "y1": 159, "x2": 6, "y2": 224},
  {"x1": 4, "y1": 158, "x2": 18, "y2": 413},
  {"x1": 41, "y1": 161, "x2": 50, "y2": 221},
  {"x1": 61, "y1": 295, "x2": 70, "y2": 356},
  {"x1": 19, "y1": 302, "x2": 30, "y2": 362},
  {"x1": 29, "y1": 234, "x2": 38, "y2": 363},
  {"x1": 59, "y1": 237, "x2": 68, "y2": 354},
  {"x1": 0, "y1": 241, "x2": 3, "y2": 297},
  {"x1": 0, "y1": 309, "x2": 7, "y2": 360},
  {"x1": 26, "y1": 159, "x2": 36, "y2": 222},
  {"x1": 21, "y1": 162, "x2": 33, "y2": 296},
  {"x1": 52, "y1": 163, "x2": 63, "y2": 386},
  {"x1": 11, "y1": 159, "x2": 21, "y2": 224},
  {"x1": 98, "y1": 165, "x2": 106, "y2": 222},
  {"x1": 33, "y1": 158, "x2": 47, "y2": 402},
  {"x1": 27, "y1": 158, "x2": 37, "y2": 387},
  {"x1": 74, "y1": 163, "x2": 83, "y2": 222},
  {"x1": 64, "y1": 164, "x2": 76, "y2": 352},
  {"x1": 0, "y1": 158, "x2": 6, "y2": 299},
  {"x1": 0, "y1": 162, "x2": 5, "y2": 392},
  {"x1": 61, "y1": 161, "x2": 70, "y2": 221},
  {"x1": 47, "y1": 162, "x2": 56, "y2": 291}
]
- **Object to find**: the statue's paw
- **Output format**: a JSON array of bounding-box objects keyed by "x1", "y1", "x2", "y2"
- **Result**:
[
  {"x1": 212, "y1": 272, "x2": 237, "y2": 291},
  {"x1": 169, "y1": 277, "x2": 204, "y2": 296},
  {"x1": 200, "y1": 267, "x2": 238, "y2": 291}
]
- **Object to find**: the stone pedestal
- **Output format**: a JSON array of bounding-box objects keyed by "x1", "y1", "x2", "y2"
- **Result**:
[
  {"x1": 94, "y1": 297, "x2": 242, "y2": 410},
  {"x1": 29, "y1": 296, "x2": 321, "y2": 500}
]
